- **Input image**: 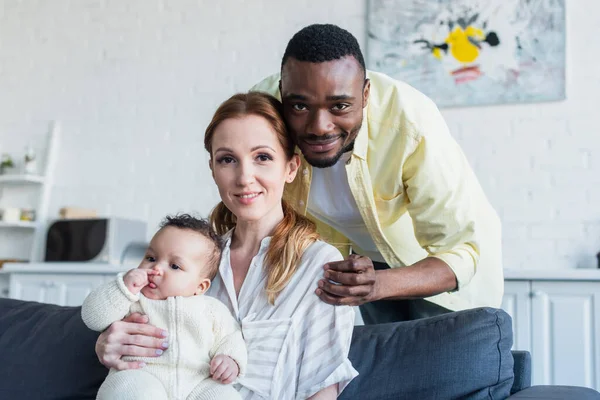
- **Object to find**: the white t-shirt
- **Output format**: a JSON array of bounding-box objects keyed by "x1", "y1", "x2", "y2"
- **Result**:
[
  {"x1": 207, "y1": 231, "x2": 358, "y2": 400},
  {"x1": 307, "y1": 151, "x2": 386, "y2": 263}
]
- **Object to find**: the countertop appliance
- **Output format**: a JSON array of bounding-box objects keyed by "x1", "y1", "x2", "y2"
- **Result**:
[{"x1": 44, "y1": 217, "x2": 147, "y2": 265}]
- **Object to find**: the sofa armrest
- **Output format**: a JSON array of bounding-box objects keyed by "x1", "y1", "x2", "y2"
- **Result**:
[
  {"x1": 508, "y1": 386, "x2": 600, "y2": 399},
  {"x1": 511, "y1": 350, "x2": 532, "y2": 394}
]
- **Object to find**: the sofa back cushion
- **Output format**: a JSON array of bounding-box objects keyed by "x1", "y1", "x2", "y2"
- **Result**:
[
  {"x1": 340, "y1": 307, "x2": 515, "y2": 400},
  {"x1": 0, "y1": 298, "x2": 107, "y2": 400},
  {"x1": 0, "y1": 299, "x2": 513, "y2": 400}
]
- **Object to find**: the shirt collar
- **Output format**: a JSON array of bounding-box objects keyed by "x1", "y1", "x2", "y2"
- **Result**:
[
  {"x1": 217, "y1": 229, "x2": 272, "y2": 318},
  {"x1": 351, "y1": 106, "x2": 369, "y2": 161}
]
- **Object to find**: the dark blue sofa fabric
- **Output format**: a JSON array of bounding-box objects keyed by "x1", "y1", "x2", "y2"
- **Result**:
[
  {"x1": 507, "y1": 386, "x2": 600, "y2": 399},
  {"x1": 0, "y1": 298, "x2": 108, "y2": 400},
  {"x1": 341, "y1": 307, "x2": 515, "y2": 400},
  {"x1": 511, "y1": 351, "x2": 532, "y2": 395}
]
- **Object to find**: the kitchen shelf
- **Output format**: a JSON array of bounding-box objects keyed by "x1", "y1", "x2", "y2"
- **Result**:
[
  {"x1": 0, "y1": 123, "x2": 59, "y2": 263},
  {"x1": 0, "y1": 174, "x2": 45, "y2": 184},
  {"x1": 0, "y1": 221, "x2": 38, "y2": 229}
]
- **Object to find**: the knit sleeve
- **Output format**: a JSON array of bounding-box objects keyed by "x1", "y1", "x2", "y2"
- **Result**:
[
  {"x1": 81, "y1": 272, "x2": 139, "y2": 331},
  {"x1": 207, "y1": 298, "x2": 248, "y2": 377}
]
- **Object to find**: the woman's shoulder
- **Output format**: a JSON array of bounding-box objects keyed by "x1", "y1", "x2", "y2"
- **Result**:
[
  {"x1": 301, "y1": 240, "x2": 344, "y2": 264},
  {"x1": 293, "y1": 240, "x2": 344, "y2": 283}
]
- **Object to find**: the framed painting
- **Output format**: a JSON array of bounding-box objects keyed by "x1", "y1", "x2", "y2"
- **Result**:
[{"x1": 367, "y1": 0, "x2": 566, "y2": 107}]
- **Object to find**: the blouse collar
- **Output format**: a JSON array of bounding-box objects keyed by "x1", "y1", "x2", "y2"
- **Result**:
[{"x1": 222, "y1": 229, "x2": 273, "y2": 255}]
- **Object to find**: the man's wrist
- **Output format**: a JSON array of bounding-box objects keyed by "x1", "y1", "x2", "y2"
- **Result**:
[{"x1": 369, "y1": 269, "x2": 385, "y2": 302}]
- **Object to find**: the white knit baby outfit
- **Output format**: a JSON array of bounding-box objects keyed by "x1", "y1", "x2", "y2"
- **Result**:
[{"x1": 82, "y1": 273, "x2": 247, "y2": 400}]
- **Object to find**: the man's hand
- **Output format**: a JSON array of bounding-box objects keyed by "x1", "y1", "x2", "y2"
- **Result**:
[
  {"x1": 317, "y1": 256, "x2": 458, "y2": 305},
  {"x1": 210, "y1": 355, "x2": 239, "y2": 384},
  {"x1": 123, "y1": 269, "x2": 158, "y2": 294},
  {"x1": 315, "y1": 254, "x2": 379, "y2": 306}
]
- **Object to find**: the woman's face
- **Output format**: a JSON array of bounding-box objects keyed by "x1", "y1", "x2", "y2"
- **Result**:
[{"x1": 210, "y1": 114, "x2": 300, "y2": 224}]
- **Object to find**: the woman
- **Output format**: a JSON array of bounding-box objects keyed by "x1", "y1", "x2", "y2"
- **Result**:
[{"x1": 95, "y1": 92, "x2": 357, "y2": 399}]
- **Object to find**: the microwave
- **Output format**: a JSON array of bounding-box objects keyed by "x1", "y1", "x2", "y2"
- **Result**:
[{"x1": 44, "y1": 218, "x2": 147, "y2": 264}]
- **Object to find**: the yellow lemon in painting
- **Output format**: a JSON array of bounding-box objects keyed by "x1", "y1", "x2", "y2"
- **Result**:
[{"x1": 445, "y1": 26, "x2": 485, "y2": 64}]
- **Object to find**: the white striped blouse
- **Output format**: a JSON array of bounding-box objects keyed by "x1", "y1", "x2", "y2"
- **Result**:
[{"x1": 207, "y1": 231, "x2": 358, "y2": 399}]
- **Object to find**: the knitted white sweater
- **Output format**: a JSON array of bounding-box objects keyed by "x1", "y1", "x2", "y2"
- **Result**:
[{"x1": 81, "y1": 273, "x2": 247, "y2": 397}]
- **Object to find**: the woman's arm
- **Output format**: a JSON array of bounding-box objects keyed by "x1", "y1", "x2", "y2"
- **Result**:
[
  {"x1": 294, "y1": 243, "x2": 358, "y2": 399},
  {"x1": 95, "y1": 313, "x2": 168, "y2": 370},
  {"x1": 307, "y1": 384, "x2": 337, "y2": 400}
]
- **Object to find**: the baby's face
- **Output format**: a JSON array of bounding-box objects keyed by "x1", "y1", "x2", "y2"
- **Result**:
[{"x1": 138, "y1": 226, "x2": 213, "y2": 300}]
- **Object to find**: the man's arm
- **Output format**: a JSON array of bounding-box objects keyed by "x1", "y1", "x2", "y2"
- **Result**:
[
  {"x1": 375, "y1": 257, "x2": 457, "y2": 300},
  {"x1": 318, "y1": 102, "x2": 480, "y2": 306},
  {"x1": 316, "y1": 254, "x2": 456, "y2": 306}
]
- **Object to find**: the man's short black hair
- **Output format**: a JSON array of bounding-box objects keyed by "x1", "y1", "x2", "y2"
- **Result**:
[
  {"x1": 281, "y1": 24, "x2": 366, "y2": 79},
  {"x1": 160, "y1": 213, "x2": 224, "y2": 280}
]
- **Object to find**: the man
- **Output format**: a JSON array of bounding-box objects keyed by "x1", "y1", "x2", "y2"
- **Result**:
[{"x1": 251, "y1": 24, "x2": 503, "y2": 324}]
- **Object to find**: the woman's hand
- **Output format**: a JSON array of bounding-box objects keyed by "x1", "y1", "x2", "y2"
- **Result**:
[
  {"x1": 308, "y1": 384, "x2": 338, "y2": 399},
  {"x1": 210, "y1": 354, "x2": 239, "y2": 384},
  {"x1": 95, "y1": 313, "x2": 169, "y2": 370}
]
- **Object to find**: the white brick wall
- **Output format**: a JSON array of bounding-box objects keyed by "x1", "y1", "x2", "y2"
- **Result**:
[{"x1": 0, "y1": 0, "x2": 598, "y2": 271}]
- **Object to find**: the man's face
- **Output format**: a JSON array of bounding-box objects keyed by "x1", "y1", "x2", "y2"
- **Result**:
[{"x1": 280, "y1": 56, "x2": 370, "y2": 168}]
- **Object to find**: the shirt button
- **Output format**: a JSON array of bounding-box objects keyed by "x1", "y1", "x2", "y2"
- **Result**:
[
  {"x1": 302, "y1": 168, "x2": 309, "y2": 175},
  {"x1": 299, "y1": 200, "x2": 305, "y2": 206}
]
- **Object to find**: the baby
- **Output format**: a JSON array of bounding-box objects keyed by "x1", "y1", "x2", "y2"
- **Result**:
[{"x1": 82, "y1": 214, "x2": 246, "y2": 400}]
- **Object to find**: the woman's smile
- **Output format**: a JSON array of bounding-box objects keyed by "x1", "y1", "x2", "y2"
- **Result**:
[{"x1": 235, "y1": 191, "x2": 263, "y2": 205}]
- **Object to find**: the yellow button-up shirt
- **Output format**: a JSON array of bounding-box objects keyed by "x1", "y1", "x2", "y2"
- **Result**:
[{"x1": 251, "y1": 70, "x2": 503, "y2": 311}]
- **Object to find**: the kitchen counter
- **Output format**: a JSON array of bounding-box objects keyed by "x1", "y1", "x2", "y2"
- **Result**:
[
  {"x1": 504, "y1": 268, "x2": 600, "y2": 281},
  {"x1": 0, "y1": 262, "x2": 130, "y2": 274}
]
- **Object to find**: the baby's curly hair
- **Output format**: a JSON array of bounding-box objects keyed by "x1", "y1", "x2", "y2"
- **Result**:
[{"x1": 160, "y1": 214, "x2": 224, "y2": 280}]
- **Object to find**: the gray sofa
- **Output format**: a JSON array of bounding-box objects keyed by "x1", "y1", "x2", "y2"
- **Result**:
[{"x1": 0, "y1": 298, "x2": 598, "y2": 400}]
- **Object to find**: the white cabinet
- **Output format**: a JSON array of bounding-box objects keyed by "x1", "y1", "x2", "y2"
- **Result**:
[
  {"x1": 9, "y1": 273, "x2": 106, "y2": 306},
  {"x1": 501, "y1": 281, "x2": 531, "y2": 352},
  {"x1": 0, "y1": 262, "x2": 127, "y2": 306},
  {"x1": 530, "y1": 282, "x2": 600, "y2": 389},
  {"x1": 0, "y1": 274, "x2": 8, "y2": 297},
  {"x1": 502, "y1": 272, "x2": 600, "y2": 390}
]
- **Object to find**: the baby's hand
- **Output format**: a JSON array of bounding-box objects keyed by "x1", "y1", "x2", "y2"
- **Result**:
[
  {"x1": 123, "y1": 269, "x2": 156, "y2": 294},
  {"x1": 210, "y1": 354, "x2": 239, "y2": 384}
]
